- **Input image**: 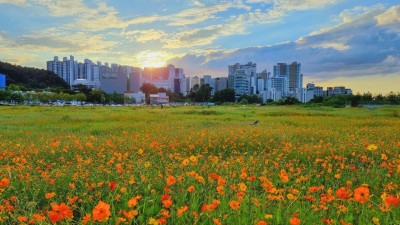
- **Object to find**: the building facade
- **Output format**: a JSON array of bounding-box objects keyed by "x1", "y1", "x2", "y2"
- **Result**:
[
  {"x1": 0, "y1": 74, "x2": 5, "y2": 90},
  {"x1": 228, "y1": 62, "x2": 257, "y2": 98}
]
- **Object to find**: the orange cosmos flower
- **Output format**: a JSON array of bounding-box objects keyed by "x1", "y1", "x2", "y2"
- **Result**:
[
  {"x1": 151, "y1": 141, "x2": 159, "y2": 147},
  {"x1": 177, "y1": 205, "x2": 189, "y2": 217},
  {"x1": 279, "y1": 169, "x2": 289, "y2": 183},
  {"x1": 238, "y1": 182, "x2": 247, "y2": 192},
  {"x1": 336, "y1": 187, "x2": 351, "y2": 200},
  {"x1": 17, "y1": 216, "x2": 28, "y2": 222},
  {"x1": 158, "y1": 217, "x2": 168, "y2": 224},
  {"x1": 354, "y1": 186, "x2": 370, "y2": 203},
  {"x1": 45, "y1": 192, "x2": 56, "y2": 199},
  {"x1": 161, "y1": 194, "x2": 173, "y2": 208},
  {"x1": 166, "y1": 175, "x2": 176, "y2": 185},
  {"x1": 213, "y1": 218, "x2": 222, "y2": 225},
  {"x1": 162, "y1": 199, "x2": 173, "y2": 208},
  {"x1": 229, "y1": 200, "x2": 240, "y2": 210},
  {"x1": 289, "y1": 213, "x2": 300, "y2": 225},
  {"x1": 257, "y1": 220, "x2": 268, "y2": 225},
  {"x1": 122, "y1": 209, "x2": 138, "y2": 220},
  {"x1": 385, "y1": 195, "x2": 400, "y2": 206},
  {"x1": 322, "y1": 218, "x2": 334, "y2": 224},
  {"x1": 0, "y1": 178, "x2": 10, "y2": 187},
  {"x1": 128, "y1": 195, "x2": 142, "y2": 208},
  {"x1": 92, "y1": 201, "x2": 111, "y2": 222},
  {"x1": 187, "y1": 185, "x2": 195, "y2": 192},
  {"x1": 68, "y1": 196, "x2": 79, "y2": 204},
  {"x1": 48, "y1": 203, "x2": 73, "y2": 223},
  {"x1": 82, "y1": 214, "x2": 91, "y2": 225}
]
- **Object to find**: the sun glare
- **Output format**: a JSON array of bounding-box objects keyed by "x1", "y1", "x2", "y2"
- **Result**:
[{"x1": 136, "y1": 51, "x2": 168, "y2": 68}]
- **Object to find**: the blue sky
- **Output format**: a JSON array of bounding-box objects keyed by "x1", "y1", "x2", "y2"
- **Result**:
[{"x1": 0, "y1": 0, "x2": 399, "y2": 94}]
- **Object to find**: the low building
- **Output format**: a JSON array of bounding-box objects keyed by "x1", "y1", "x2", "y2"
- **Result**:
[
  {"x1": 150, "y1": 93, "x2": 169, "y2": 104},
  {"x1": 124, "y1": 91, "x2": 145, "y2": 104}
]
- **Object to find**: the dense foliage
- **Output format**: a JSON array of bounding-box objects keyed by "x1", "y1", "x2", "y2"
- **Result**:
[{"x1": 0, "y1": 61, "x2": 69, "y2": 89}]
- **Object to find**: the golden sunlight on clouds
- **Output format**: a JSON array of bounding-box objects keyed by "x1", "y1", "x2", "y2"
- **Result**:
[
  {"x1": 135, "y1": 51, "x2": 172, "y2": 68},
  {"x1": 314, "y1": 73, "x2": 400, "y2": 95}
]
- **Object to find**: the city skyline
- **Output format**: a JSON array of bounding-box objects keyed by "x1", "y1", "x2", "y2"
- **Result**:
[{"x1": 0, "y1": 0, "x2": 399, "y2": 94}]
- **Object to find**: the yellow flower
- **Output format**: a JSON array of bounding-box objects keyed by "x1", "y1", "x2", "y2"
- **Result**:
[
  {"x1": 265, "y1": 214, "x2": 273, "y2": 219},
  {"x1": 238, "y1": 182, "x2": 247, "y2": 192},
  {"x1": 372, "y1": 217, "x2": 380, "y2": 225},
  {"x1": 148, "y1": 217, "x2": 159, "y2": 225},
  {"x1": 366, "y1": 144, "x2": 378, "y2": 151}
]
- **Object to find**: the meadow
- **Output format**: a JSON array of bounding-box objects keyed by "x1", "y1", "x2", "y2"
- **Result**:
[{"x1": 0, "y1": 105, "x2": 399, "y2": 225}]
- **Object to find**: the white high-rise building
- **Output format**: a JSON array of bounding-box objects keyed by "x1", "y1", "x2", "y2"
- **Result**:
[
  {"x1": 47, "y1": 55, "x2": 76, "y2": 87},
  {"x1": 271, "y1": 62, "x2": 303, "y2": 99},
  {"x1": 228, "y1": 62, "x2": 256, "y2": 98}
]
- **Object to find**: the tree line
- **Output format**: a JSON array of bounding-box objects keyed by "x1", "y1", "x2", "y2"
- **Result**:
[{"x1": 0, "y1": 61, "x2": 69, "y2": 90}]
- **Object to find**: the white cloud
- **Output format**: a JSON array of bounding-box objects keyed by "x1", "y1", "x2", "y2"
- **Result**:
[
  {"x1": 32, "y1": 0, "x2": 88, "y2": 17},
  {"x1": 124, "y1": 29, "x2": 166, "y2": 43},
  {"x1": 170, "y1": 4, "x2": 400, "y2": 82},
  {"x1": 15, "y1": 29, "x2": 117, "y2": 53},
  {"x1": 375, "y1": 5, "x2": 400, "y2": 26},
  {"x1": 167, "y1": 1, "x2": 250, "y2": 26},
  {"x1": 0, "y1": 0, "x2": 26, "y2": 5}
]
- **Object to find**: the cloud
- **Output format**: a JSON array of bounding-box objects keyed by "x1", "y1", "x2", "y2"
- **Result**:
[
  {"x1": 32, "y1": 0, "x2": 88, "y2": 17},
  {"x1": 167, "y1": 1, "x2": 250, "y2": 26},
  {"x1": 124, "y1": 29, "x2": 166, "y2": 43},
  {"x1": 164, "y1": 25, "x2": 224, "y2": 49},
  {"x1": 14, "y1": 29, "x2": 117, "y2": 54},
  {"x1": 0, "y1": 0, "x2": 26, "y2": 5},
  {"x1": 272, "y1": 0, "x2": 339, "y2": 11},
  {"x1": 169, "y1": 5, "x2": 400, "y2": 82},
  {"x1": 375, "y1": 5, "x2": 400, "y2": 26}
]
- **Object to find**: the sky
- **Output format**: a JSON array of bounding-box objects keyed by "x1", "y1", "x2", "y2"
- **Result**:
[{"x1": 0, "y1": 0, "x2": 399, "y2": 94}]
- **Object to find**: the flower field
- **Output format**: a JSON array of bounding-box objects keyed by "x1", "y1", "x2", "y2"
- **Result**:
[{"x1": 0, "y1": 105, "x2": 399, "y2": 224}]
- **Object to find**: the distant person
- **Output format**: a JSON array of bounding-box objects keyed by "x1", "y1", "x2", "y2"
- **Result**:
[{"x1": 160, "y1": 104, "x2": 163, "y2": 109}]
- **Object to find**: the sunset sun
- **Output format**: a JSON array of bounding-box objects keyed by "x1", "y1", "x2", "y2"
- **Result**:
[{"x1": 136, "y1": 51, "x2": 169, "y2": 68}]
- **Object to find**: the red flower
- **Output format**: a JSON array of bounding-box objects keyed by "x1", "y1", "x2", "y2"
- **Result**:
[
  {"x1": 385, "y1": 195, "x2": 400, "y2": 206},
  {"x1": 336, "y1": 187, "x2": 351, "y2": 200},
  {"x1": 0, "y1": 178, "x2": 10, "y2": 187},
  {"x1": 109, "y1": 181, "x2": 117, "y2": 191}
]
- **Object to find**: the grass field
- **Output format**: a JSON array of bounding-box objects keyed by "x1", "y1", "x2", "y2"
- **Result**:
[{"x1": 0, "y1": 105, "x2": 399, "y2": 224}]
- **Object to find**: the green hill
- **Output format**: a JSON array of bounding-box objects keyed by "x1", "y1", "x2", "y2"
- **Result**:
[{"x1": 0, "y1": 61, "x2": 69, "y2": 90}]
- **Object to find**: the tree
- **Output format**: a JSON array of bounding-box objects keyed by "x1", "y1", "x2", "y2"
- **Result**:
[
  {"x1": 386, "y1": 92, "x2": 400, "y2": 105},
  {"x1": 0, "y1": 61, "x2": 68, "y2": 89},
  {"x1": 37, "y1": 92, "x2": 49, "y2": 104},
  {"x1": 195, "y1": 84, "x2": 212, "y2": 102},
  {"x1": 9, "y1": 92, "x2": 24, "y2": 105},
  {"x1": 73, "y1": 84, "x2": 92, "y2": 96},
  {"x1": 75, "y1": 93, "x2": 87, "y2": 105},
  {"x1": 0, "y1": 90, "x2": 11, "y2": 102},
  {"x1": 238, "y1": 94, "x2": 262, "y2": 104},
  {"x1": 309, "y1": 96, "x2": 324, "y2": 103},
  {"x1": 277, "y1": 96, "x2": 300, "y2": 105},
  {"x1": 349, "y1": 94, "x2": 361, "y2": 107},
  {"x1": 7, "y1": 84, "x2": 22, "y2": 92},
  {"x1": 88, "y1": 90, "x2": 106, "y2": 104},
  {"x1": 166, "y1": 91, "x2": 185, "y2": 102},
  {"x1": 188, "y1": 84, "x2": 212, "y2": 102},
  {"x1": 362, "y1": 92, "x2": 373, "y2": 103},
  {"x1": 140, "y1": 83, "x2": 159, "y2": 104},
  {"x1": 212, "y1": 88, "x2": 236, "y2": 103}
]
